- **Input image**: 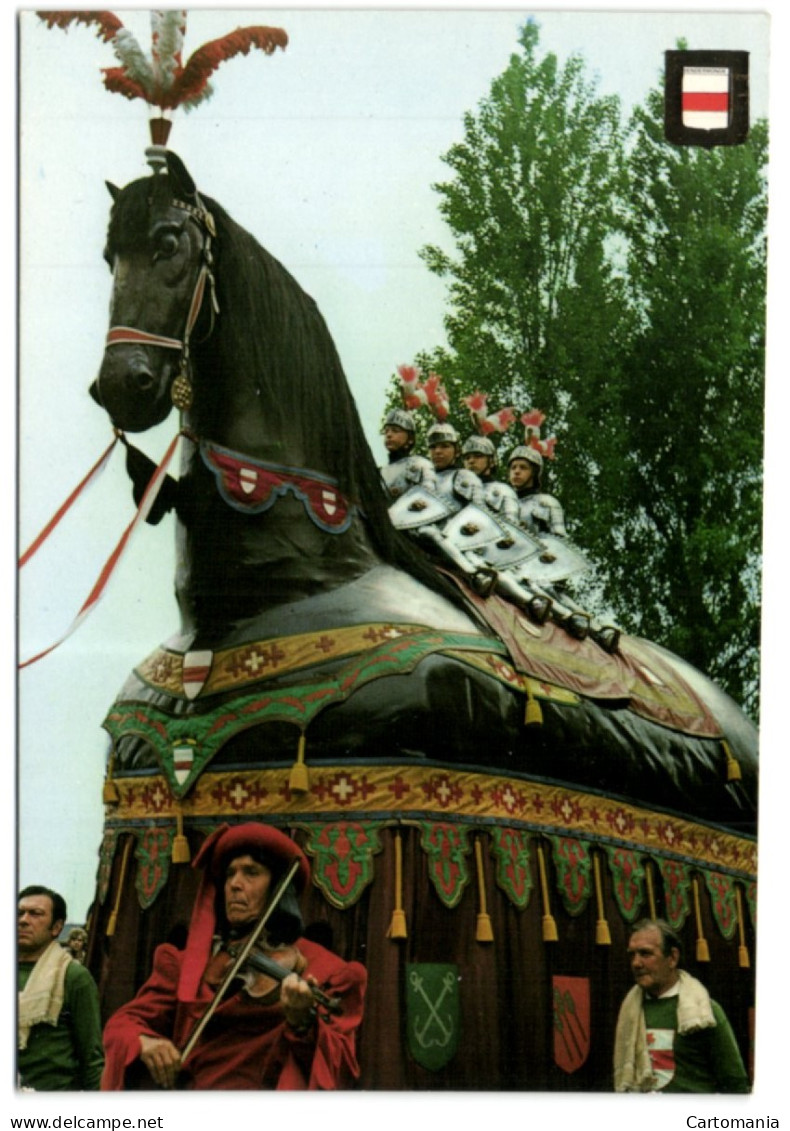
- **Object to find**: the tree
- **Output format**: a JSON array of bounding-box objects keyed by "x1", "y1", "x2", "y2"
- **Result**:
[
  {"x1": 613, "y1": 89, "x2": 767, "y2": 714},
  {"x1": 389, "y1": 25, "x2": 766, "y2": 715},
  {"x1": 409, "y1": 20, "x2": 633, "y2": 562}
]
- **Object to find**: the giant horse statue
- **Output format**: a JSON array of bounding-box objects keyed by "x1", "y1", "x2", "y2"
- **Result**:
[{"x1": 86, "y1": 151, "x2": 757, "y2": 1090}]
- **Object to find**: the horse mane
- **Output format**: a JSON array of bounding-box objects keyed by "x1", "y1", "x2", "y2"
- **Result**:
[{"x1": 108, "y1": 173, "x2": 476, "y2": 618}]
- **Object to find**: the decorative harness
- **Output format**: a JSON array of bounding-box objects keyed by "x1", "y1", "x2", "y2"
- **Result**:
[
  {"x1": 104, "y1": 193, "x2": 219, "y2": 411},
  {"x1": 104, "y1": 184, "x2": 355, "y2": 532}
]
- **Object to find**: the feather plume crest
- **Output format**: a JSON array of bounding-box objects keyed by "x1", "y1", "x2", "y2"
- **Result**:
[
  {"x1": 112, "y1": 27, "x2": 156, "y2": 95},
  {"x1": 171, "y1": 26, "x2": 289, "y2": 109},
  {"x1": 37, "y1": 11, "x2": 287, "y2": 111},
  {"x1": 36, "y1": 11, "x2": 123, "y2": 43},
  {"x1": 464, "y1": 390, "x2": 514, "y2": 434}
]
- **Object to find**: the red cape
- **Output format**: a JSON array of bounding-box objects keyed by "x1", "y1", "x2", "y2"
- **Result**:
[{"x1": 101, "y1": 937, "x2": 366, "y2": 1090}]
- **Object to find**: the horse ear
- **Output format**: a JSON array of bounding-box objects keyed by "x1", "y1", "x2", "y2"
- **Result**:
[
  {"x1": 106, "y1": 181, "x2": 121, "y2": 202},
  {"x1": 165, "y1": 151, "x2": 198, "y2": 202}
]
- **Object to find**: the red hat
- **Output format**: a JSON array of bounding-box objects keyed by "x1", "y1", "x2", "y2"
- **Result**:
[
  {"x1": 193, "y1": 822, "x2": 310, "y2": 889},
  {"x1": 178, "y1": 822, "x2": 309, "y2": 1001}
]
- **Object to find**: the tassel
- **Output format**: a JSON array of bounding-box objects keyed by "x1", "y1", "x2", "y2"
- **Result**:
[
  {"x1": 172, "y1": 809, "x2": 191, "y2": 863},
  {"x1": 289, "y1": 731, "x2": 310, "y2": 793},
  {"x1": 387, "y1": 831, "x2": 408, "y2": 939},
  {"x1": 103, "y1": 749, "x2": 120, "y2": 804},
  {"x1": 537, "y1": 841, "x2": 558, "y2": 942},
  {"x1": 593, "y1": 853, "x2": 611, "y2": 946},
  {"x1": 107, "y1": 835, "x2": 133, "y2": 938},
  {"x1": 525, "y1": 684, "x2": 543, "y2": 726},
  {"x1": 693, "y1": 876, "x2": 710, "y2": 962},
  {"x1": 736, "y1": 885, "x2": 750, "y2": 968},
  {"x1": 646, "y1": 858, "x2": 657, "y2": 920},
  {"x1": 722, "y1": 739, "x2": 741, "y2": 782},
  {"x1": 474, "y1": 837, "x2": 494, "y2": 943}
]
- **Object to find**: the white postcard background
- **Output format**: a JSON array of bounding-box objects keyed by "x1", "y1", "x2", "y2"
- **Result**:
[{"x1": 10, "y1": 2, "x2": 787, "y2": 1127}]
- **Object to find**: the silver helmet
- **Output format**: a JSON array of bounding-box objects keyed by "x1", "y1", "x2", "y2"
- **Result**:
[
  {"x1": 382, "y1": 408, "x2": 416, "y2": 434},
  {"x1": 508, "y1": 444, "x2": 543, "y2": 471},
  {"x1": 427, "y1": 421, "x2": 460, "y2": 446},
  {"x1": 462, "y1": 435, "x2": 496, "y2": 459}
]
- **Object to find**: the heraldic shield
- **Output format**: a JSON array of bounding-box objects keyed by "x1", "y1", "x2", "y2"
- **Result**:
[
  {"x1": 406, "y1": 964, "x2": 460, "y2": 1071},
  {"x1": 552, "y1": 976, "x2": 590, "y2": 1074}
]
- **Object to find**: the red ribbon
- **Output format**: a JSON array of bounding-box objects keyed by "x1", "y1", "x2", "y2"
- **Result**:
[{"x1": 19, "y1": 433, "x2": 181, "y2": 669}]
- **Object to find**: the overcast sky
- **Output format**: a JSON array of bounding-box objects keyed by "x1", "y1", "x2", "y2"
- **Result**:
[{"x1": 11, "y1": 1, "x2": 788, "y2": 1115}]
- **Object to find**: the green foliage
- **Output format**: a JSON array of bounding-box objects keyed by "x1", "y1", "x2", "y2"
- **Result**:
[
  {"x1": 614, "y1": 100, "x2": 766, "y2": 714},
  {"x1": 398, "y1": 21, "x2": 766, "y2": 715}
]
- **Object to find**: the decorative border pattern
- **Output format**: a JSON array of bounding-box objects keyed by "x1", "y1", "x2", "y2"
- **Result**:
[
  {"x1": 134, "y1": 623, "x2": 503, "y2": 700},
  {"x1": 550, "y1": 836, "x2": 592, "y2": 916},
  {"x1": 104, "y1": 763, "x2": 756, "y2": 878},
  {"x1": 605, "y1": 846, "x2": 647, "y2": 923},
  {"x1": 301, "y1": 821, "x2": 384, "y2": 909}
]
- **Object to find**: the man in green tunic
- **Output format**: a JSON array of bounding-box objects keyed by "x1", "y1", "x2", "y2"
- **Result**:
[
  {"x1": 613, "y1": 917, "x2": 749, "y2": 1093},
  {"x1": 18, "y1": 885, "x2": 104, "y2": 1090}
]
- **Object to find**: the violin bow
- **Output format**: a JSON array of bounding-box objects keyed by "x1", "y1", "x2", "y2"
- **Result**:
[{"x1": 180, "y1": 856, "x2": 302, "y2": 1066}]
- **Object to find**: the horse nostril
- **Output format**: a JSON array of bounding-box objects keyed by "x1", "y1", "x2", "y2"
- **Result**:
[{"x1": 133, "y1": 367, "x2": 155, "y2": 392}]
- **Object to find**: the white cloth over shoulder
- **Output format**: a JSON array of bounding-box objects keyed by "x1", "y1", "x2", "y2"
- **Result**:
[
  {"x1": 18, "y1": 941, "x2": 73, "y2": 1050},
  {"x1": 613, "y1": 970, "x2": 716, "y2": 1092}
]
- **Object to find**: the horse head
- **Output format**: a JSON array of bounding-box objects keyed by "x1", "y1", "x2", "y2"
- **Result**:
[{"x1": 90, "y1": 152, "x2": 217, "y2": 432}]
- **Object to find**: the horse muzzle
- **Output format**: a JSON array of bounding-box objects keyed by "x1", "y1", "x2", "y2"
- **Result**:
[{"x1": 92, "y1": 347, "x2": 176, "y2": 433}]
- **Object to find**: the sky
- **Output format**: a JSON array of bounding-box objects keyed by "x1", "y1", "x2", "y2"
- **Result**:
[{"x1": 11, "y1": 1, "x2": 789, "y2": 1119}]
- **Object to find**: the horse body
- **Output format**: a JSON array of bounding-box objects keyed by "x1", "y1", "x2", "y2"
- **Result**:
[{"x1": 87, "y1": 154, "x2": 757, "y2": 1089}]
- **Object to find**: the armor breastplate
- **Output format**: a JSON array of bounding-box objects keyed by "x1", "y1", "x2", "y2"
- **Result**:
[
  {"x1": 517, "y1": 492, "x2": 567, "y2": 537},
  {"x1": 380, "y1": 455, "x2": 435, "y2": 499},
  {"x1": 434, "y1": 468, "x2": 484, "y2": 512},
  {"x1": 484, "y1": 481, "x2": 520, "y2": 521}
]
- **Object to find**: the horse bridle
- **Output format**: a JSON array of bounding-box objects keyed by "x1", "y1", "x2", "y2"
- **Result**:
[{"x1": 104, "y1": 194, "x2": 219, "y2": 412}]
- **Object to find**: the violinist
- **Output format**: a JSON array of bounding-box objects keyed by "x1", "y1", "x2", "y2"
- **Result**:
[{"x1": 101, "y1": 822, "x2": 366, "y2": 1090}]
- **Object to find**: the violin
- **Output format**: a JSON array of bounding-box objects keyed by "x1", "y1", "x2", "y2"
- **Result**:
[{"x1": 203, "y1": 940, "x2": 343, "y2": 1015}]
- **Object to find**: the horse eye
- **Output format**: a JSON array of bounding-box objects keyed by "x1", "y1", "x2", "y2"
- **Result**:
[{"x1": 153, "y1": 229, "x2": 181, "y2": 262}]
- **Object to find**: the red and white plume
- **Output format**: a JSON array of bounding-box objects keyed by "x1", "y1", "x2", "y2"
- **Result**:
[
  {"x1": 520, "y1": 409, "x2": 556, "y2": 459},
  {"x1": 37, "y1": 10, "x2": 287, "y2": 141},
  {"x1": 396, "y1": 365, "x2": 450, "y2": 420},
  {"x1": 463, "y1": 391, "x2": 516, "y2": 436},
  {"x1": 423, "y1": 373, "x2": 450, "y2": 421},
  {"x1": 396, "y1": 364, "x2": 427, "y2": 410}
]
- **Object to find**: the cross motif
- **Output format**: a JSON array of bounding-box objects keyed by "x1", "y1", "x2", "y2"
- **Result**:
[
  {"x1": 142, "y1": 783, "x2": 170, "y2": 813},
  {"x1": 330, "y1": 774, "x2": 356, "y2": 804},
  {"x1": 388, "y1": 775, "x2": 410, "y2": 801},
  {"x1": 313, "y1": 635, "x2": 336, "y2": 655},
  {"x1": 362, "y1": 625, "x2": 401, "y2": 645},
  {"x1": 227, "y1": 779, "x2": 249, "y2": 810},
  {"x1": 151, "y1": 655, "x2": 175, "y2": 683}
]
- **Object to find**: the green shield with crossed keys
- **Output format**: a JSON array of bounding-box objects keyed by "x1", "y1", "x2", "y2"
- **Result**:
[{"x1": 405, "y1": 964, "x2": 460, "y2": 1071}]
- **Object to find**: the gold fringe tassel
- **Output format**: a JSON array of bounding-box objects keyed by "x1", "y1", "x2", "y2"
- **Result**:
[
  {"x1": 693, "y1": 876, "x2": 710, "y2": 962},
  {"x1": 387, "y1": 830, "x2": 408, "y2": 939},
  {"x1": 474, "y1": 837, "x2": 494, "y2": 943},
  {"x1": 537, "y1": 841, "x2": 558, "y2": 942},
  {"x1": 722, "y1": 739, "x2": 741, "y2": 782},
  {"x1": 102, "y1": 748, "x2": 120, "y2": 804},
  {"x1": 172, "y1": 809, "x2": 191, "y2": 863},
  {"x1": 646, "y1": 859, "x2": 657, "y2": 920},
  {"x1": 106, "y1": 835, "x2": 133, "y2": 938},
  {"x1": 736, "y1": 885, "x2": 750, "y2": 969},
  {"x1": 593, "y1": 853, "x2": 611, "y2": 946},
  {"x1": 525, "y1": 683, "x2": 543, "y2": 726},
  {"x1": 289, "y1": 730, "x2": 310, "y2": 793}
]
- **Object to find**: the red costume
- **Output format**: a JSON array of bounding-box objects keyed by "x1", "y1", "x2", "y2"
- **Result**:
[{"x1": 101, "y1": 824, "x2": 366, "y2": 1090}]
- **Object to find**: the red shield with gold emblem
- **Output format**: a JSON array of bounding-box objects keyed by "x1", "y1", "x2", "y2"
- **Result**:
[{"x1": 553, "y1": 976, "x2": 590, "y2": 1074}]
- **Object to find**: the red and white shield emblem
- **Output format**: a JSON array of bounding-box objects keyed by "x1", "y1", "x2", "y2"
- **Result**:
[
  {"x1": 173, "y1": 741, "x2": 196, "y2": 787},
  {"x1": 682, "y1": 66, "x2": 730, "y2": 130},
  {"x1": 182, "y1": 650, "x2": 213, "y2": 700},
  {"x1": 553, "y1": 976, "x2": 590, "y2": 1073},
  {"x1": 322, "y1": 488, "x2": 338, "y2": 517},
  {"x1": 239, "y1": 467, "x2": 258, "y2": 495}
]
